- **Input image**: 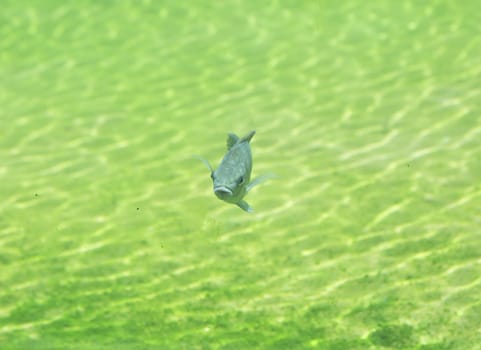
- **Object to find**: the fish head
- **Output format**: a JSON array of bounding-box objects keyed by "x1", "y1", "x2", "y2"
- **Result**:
[{"x1": 211, "y1": 169, "x2": 248, "y2": 204}]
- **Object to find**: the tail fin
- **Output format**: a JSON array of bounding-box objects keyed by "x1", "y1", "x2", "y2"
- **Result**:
[{"x1": 241, "y1": 130, "x2": 256, "y2": 143}]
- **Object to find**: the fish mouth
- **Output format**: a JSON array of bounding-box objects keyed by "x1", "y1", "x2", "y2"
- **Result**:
[{"x1": 214, "y1": 186, "x2": 233, "y2": 198}]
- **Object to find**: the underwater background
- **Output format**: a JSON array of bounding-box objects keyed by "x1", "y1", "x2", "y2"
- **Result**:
[{"x1": 1, "y1": 1, "x2": 480, "y2": 349}]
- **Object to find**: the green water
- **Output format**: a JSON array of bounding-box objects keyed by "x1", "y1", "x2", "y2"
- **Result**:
[{"x1": 1, "y1": 1, "x2": 480, "y2": 349}]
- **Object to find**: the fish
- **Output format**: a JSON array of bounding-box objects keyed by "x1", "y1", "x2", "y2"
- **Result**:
[{"x1": 196, "y1": 130, "x2": 273, "y2": 212}]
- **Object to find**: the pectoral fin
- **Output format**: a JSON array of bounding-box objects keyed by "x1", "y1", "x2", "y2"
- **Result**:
[
  {"x1": 237, "y1": 200, "x2": 253, "y2": 213},
  {"x1": 194, "y1": 155, "x2": 213, "y2": 172},
  {"x1": 246, "y1": 173, "x2": 277, "y2": 192}
]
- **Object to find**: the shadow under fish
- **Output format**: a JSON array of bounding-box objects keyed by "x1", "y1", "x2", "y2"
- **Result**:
[{"x1": 196, "y1": 130, "x2": 275, "y2": 212}]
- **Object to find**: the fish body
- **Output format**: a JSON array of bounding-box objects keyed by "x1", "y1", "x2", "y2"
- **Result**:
[{"x1": 197, "y1": 130, "x2": 272, "y2": 212}]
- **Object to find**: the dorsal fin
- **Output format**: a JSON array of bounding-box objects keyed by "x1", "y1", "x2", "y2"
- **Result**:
[
  {"x1": 226, "y1": 133, "x2": 239, "y2": 150},
  {"x1": 240, "y1": 130, "x2": 256, "y2": 143}
]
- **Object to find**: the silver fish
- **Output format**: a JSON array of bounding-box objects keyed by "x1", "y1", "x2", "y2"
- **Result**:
[{"x1": 197, "y1": 130, "x2": 273, "y2": 212}]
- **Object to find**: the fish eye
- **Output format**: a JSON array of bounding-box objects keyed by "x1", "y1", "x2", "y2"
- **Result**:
[{"x1": 238, "y1": 176, "x2": 244, "y2": 184}]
